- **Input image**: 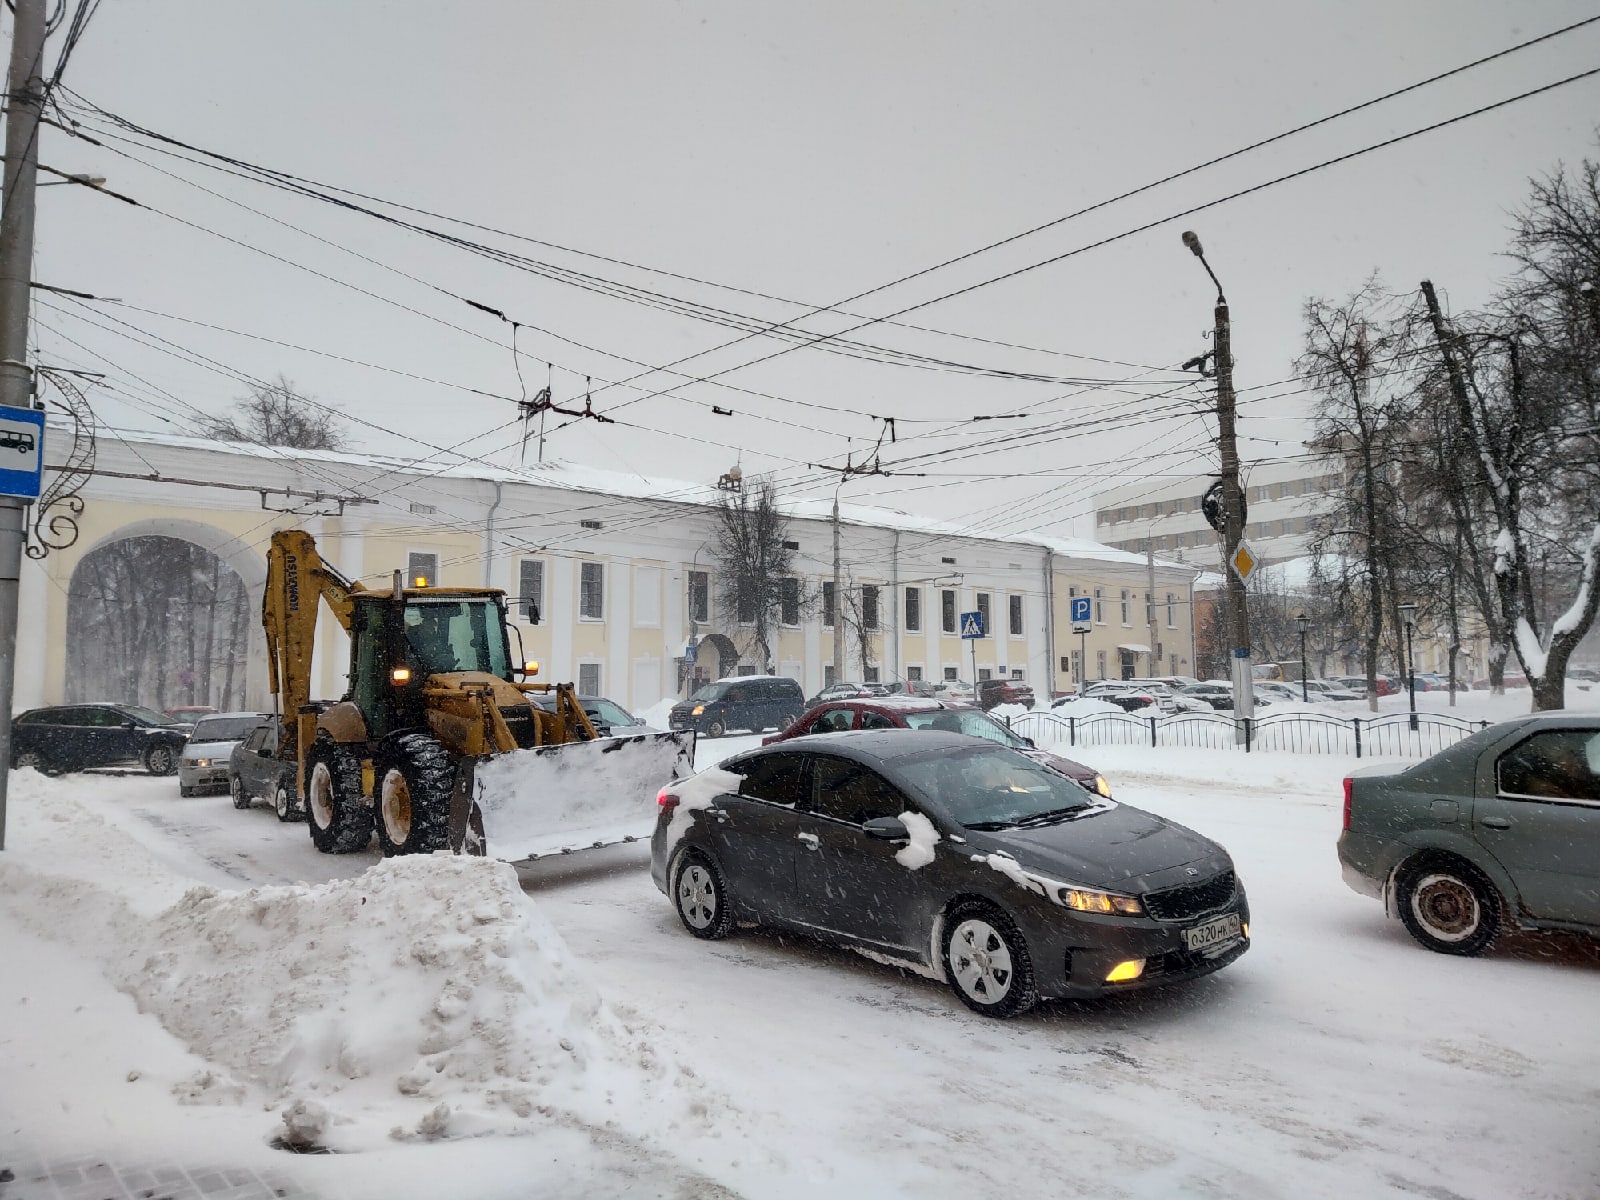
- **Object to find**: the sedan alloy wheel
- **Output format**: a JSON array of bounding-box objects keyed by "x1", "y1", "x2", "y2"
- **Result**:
[
  {"x1": 673, "y1": 852, "x2": 732, "y2": 940},
  {"x1": 942, "y1": 903, "x2": 1037, "y2": 1018}
]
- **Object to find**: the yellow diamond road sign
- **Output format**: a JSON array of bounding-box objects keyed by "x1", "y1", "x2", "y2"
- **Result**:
[{"x1": 1231, "y1": 542, "x2": 1258, "y2": 583}]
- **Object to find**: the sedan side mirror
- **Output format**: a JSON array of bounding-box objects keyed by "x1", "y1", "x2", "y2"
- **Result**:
[
  {"x1": 862, "y1": 816, "x2": 909, "y2": 842},
  {"x1": 122, "y1": 720, "x2": 137, "y2": 731},
  {"x1": 1022, "y1": 735, "x2": 1037, "y2": 749}
]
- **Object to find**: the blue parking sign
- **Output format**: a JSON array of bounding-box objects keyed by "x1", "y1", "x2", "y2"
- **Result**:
[
  {"x1": 0, "y1": 407, "x2": 43, "y2": 502},
  {"x1": 1070, "y1": 595, "x2": 1092, "y2": 632}
]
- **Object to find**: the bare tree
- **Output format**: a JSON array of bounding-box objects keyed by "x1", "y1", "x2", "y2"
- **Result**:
[
  {"x1": 711, "y1": 477, "x2": 800, "y2": 673},
  {"x1": 1299, "y1": 281, "x2": 1413, "y2": 710},
  {"x1": 839, "y1": 572, "x2": 881, "y2": 681},
  {"x1": 1420, "y1": 147, "x2": 1600, "y2": 711},
  {"x1": 197, "y1": 375, "x2": 348, "y2": 450}
]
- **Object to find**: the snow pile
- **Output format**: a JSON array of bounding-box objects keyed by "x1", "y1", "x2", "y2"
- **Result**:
[
  {"x1": 118, "y1": 855, "x2": 709, "y2": 1148},
  {"x1": 0, "y1": 775, "x2": 716, "y2": 1155},
  {"x1": 637, "y1": 697, "x2": 678, "y2": 730}
]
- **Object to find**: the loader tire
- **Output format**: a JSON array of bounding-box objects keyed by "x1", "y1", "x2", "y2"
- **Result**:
[
  {"x1": 305, "y1": 735, "x2": 371, "y2": 854},
  {"x1": 374, "y1": 733, "x2": 453, "y2": 857}
]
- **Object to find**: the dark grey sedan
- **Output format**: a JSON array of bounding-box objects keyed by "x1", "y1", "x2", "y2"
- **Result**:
[
  {"x1": 228, "y1": 719, "x2": 301, "y2": 822},
  {"x1": 651, "y1": 729, "x2": 1250, "y2": 1017},
  {"x1": 1339, "y1": 713, "x2": 1600, "y2": 955}
]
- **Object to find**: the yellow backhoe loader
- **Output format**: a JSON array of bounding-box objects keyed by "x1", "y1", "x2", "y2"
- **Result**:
[{"x1": 262, "y1": 529, "x2": 693, "y2": 859}]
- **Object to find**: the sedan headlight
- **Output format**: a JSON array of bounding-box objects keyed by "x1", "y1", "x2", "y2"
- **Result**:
[
  {"x1": 1093, "y1": 774, "x2": 1112, "y2": 798},
  {"x1": 1060, "y1": 887, "x2": 1144, "y2": 916},
  {"x1": 190, "y1": 757, "x2": 212, "y2": 768},
  {"x1": 1018, "y1": 865, "x2": 1143, "y2": 916}
]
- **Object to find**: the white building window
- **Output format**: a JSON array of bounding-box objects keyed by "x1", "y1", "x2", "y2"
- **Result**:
[
  {"x1": 688, "y1": 570, "x2": 710, "y2": 625},
  {"x1": 781, "y1": 577, "x2": 800, "y2": 627},
  {"x1": 1008, "y1": 594, "x2": 1023, "y2": 638},
  {"x1": 905, "y1": 586, "x2": 922, "y2": 633},
  {"x1": 579, "y1": 561, "x2": 605, "y2": 621},
  {"x1": 1166, "y1": 593, "x2": 1177, "y2": 627},
  {"x1": 1120, "y1": 589, "x2": 1131, "y2": 626},
  {"x1": 975, "y1": 592, "x2": 991, "y2": 637},
  {"x1": 577, "y1": 662, "x2": 602, "y2": 695},
  {"x1": 1094, "y1": 588, "x2": 1105, "y2": 624},
  {"x1": 941, "y1": 590, "x2": 957, "y2": 634},
  {"x1": 518, "y1": 558, "x2": 544, "y2": 625},
  {"x1": 634, "y1": 566, "x2": 660, "y2": 627}
]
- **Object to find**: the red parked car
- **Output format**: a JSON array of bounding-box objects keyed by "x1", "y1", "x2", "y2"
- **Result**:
[{"x1": 763, "y1": 696, "x2": 1112, "y2": 798}]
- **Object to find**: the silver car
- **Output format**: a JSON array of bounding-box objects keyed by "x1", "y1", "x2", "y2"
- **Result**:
[{"x1": 178, "y1": 712, "x2": 269, "y2": 797}]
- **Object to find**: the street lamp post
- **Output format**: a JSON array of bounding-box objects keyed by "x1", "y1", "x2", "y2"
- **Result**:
[
  {"x1": 1182, "y1": 231, "x2": 1253, "y2": 740},
  {"x1": 1296, "y1": 612, "x2": 1310, "y2": 703},
  {"x1": 1399, "y1": 603, "x2": 1419, "y2": 731}
]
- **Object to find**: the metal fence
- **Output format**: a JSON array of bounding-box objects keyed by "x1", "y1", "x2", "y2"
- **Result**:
[{"x1": 1007, "y1": 709, "x2": 1492, "y2": 759}]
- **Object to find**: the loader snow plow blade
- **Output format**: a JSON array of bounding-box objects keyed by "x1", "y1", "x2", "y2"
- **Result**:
[{"x1": 453, "y1": 730, "x2": 696, "y2": 862}]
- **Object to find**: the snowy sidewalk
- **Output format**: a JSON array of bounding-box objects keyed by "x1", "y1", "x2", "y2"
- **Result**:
[{"x1": 0, "y1": 1150, "x2": 328, "y2": 1200}]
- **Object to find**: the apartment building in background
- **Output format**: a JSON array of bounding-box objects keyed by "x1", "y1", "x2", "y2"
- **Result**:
[{"x1": 1094, "y1": 457, "x2": 1340, "y2": 567}]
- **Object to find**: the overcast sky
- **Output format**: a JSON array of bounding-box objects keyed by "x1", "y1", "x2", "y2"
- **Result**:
[{"x1": 17, "y1": 1, "x2": 1600, "y2": 538}]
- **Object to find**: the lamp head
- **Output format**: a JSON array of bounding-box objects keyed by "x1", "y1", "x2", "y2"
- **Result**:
[{"x1": 1182, "y1": 230, "x2": 1204, "y2": 258}]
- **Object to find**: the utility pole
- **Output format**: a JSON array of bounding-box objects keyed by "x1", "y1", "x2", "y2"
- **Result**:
[
  {"x1": 0, "y1": 0, "x2": 46, "y2": 851},
  {"x1": 1183, "y1": 231, "x2": 1253, "y2": 729},
  {"x1": 831, "y1": 490, "x2": 843, "y2": 686}
]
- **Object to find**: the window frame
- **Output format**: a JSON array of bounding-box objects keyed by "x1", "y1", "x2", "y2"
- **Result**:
[
  {"x1": 780, "y1": 576, "x2": 801, "y2": 628},
  {"x1": 688, "y1": 570, "x2": 711, "y2": 625},
  {"x1": 807, "y1": 752, "x2": 914, "y2": 826},
  {"x1": 1008, "y1": 593, "x2": 1023, "y2": 638},
  {"x1": 941, "y1": 589, "x2": 957, "y2": 635},
  {"x1": 579, "y1": 560, "x2": 606, "y2": 622},
  {"x1": 904, "y1": 585, "x2": 922, "y2": 633},
  {"x1": 576, "y1": 660, "x2": 604, "y2": 696},
  {"x1": 518, "y1": 557, "x2": 546, "y2": 626}
]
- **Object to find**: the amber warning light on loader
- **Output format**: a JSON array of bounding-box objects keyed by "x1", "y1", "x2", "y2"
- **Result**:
[{"x1": 524, "y1": 660, "x2": 539, "y2": 676}]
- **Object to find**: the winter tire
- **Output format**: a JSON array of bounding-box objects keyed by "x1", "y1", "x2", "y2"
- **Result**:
[
  {"x1": 673, "y1": 850, "x2": 734, "y2": 940},
  {"x1": 14, "y1": 750, "x2": 47, "y2": 774},
  {"x1": 229, "y1": 775, "x2": 251, "y2": 810},
  {"x1": 305, "y1": 735, "x2": 371, "y2": 854},
  {"x1": 274, "y1": 780, "x2": 298, "y2": 823},
  {"x1": 704, "y1": 719, "x2": 726, "y2": 739},
  {"x1": 374, "y1": 732, "x2": 453, "y2": 856},
  {"x1": 143, "y1": 743, "x2": 177, "y2": 776},
  {"x1": 942, "y1": 900, "x2": 1038, "y2": 1018},
  {"x1": 1396, "y1": 858, "x2": 1501, "y2": 956},
  {"x1": 180, "y1": 783, "x2": 196, "y2": 798}
]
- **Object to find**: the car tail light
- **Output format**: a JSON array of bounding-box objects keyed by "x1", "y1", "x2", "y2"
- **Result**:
[
  {"x1": 1342, "y1": 777, "x2": 1353, "y2": 830},
  {"x1": 656, "y1": 787, "x2": 679, "y2": 814}
]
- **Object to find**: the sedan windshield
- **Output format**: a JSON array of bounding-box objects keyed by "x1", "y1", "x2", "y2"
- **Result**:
[
  {"x1": 191, "y1": 716, "x2": 265, "y2": 742},
  {"x1": 587, "y1": 698, "x2": 635, "y2": 728},
  {"x1": 896, "y1": 746, "x2": 1094, "y2": 829},
  {"x1": 901, "y1": 707, "x2": 1023, "y2": 748}
]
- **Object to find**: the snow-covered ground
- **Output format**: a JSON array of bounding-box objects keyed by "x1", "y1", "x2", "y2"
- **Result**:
[{"x1": 2, "y1": 736, "x2": 1596, "y2": 1199}]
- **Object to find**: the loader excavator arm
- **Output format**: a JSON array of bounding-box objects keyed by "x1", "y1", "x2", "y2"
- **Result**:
[{"x1": 263, "y1": 530, "x2": 366, "y2": 762}]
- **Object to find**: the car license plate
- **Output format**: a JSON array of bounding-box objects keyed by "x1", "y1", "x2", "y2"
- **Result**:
[{"x1": 1184, "y1": 913, "x2": 1241, "y2": 952}]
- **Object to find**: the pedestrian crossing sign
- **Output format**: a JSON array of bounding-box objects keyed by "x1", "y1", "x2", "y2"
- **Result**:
[{"x1": 960, "y1": 611, "x2": 984, "y2": 639}]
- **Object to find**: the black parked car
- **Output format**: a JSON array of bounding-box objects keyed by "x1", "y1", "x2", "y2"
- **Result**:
[
  {"x1": 11, "y1": 702, "x2": 192, "y2": 776},
  {"x1": 653, "y1": 729, "x2": 1249, "y2": 1017},
  {"x1": 228, "y1": 719, "x2": 301, "y2": 821},
  {"x1": 669, "y1": 676, "x2": 806, "y2": 738}
]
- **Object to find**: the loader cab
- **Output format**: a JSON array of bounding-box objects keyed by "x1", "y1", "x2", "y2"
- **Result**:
[{"x1": 348, "y1": 590, "x2": 513, "y2": 738}]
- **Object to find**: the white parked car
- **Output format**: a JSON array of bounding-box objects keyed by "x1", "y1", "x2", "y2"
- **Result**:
[{"x1": 179, "y1": 712, "x2": 270, "y2": 797}]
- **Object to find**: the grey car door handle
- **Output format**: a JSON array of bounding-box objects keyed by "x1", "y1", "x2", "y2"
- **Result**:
[
  {"x1": 1480, "y1": 817, "x2": 1512, "y2": 830},
  {"x1": 796, "y1": 831, "x2": 819, "y2": 850}
]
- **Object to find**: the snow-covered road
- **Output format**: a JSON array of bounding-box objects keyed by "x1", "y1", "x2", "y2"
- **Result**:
[{"x1": 2, "y1": 741, "x2": 1596, "y2": 1200}]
